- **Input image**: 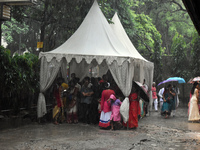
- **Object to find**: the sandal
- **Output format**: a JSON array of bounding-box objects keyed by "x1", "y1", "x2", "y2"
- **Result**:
[{"x1": 54, "y1": 121, "x2": 59, "y2": 125}]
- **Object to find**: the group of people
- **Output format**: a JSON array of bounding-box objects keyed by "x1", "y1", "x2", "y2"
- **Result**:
[
  {"x1": 99, "y1": 81, "x2": 146, "y2": 130},
  {"x1": 52, "y1": 73, "x2": 200, "y2": 130},
  {"x1": 152, "y1": 81, "x2": 200, "y2": 122},
  {"x1": 51, "y1": 72, "x2": 200, "y2": 130},
  {"x1": 51, "y1": 73, "x2": 146, "y2": 130},
  {"x1": 52, "y1": 74, "x2": 100, "y2": 125},
  {"x1": 151, "y1": 82, "x2": 180, "y2": 118},
  {"x1": 160, "y1": 84, "x2": 178, "y2": 118}
]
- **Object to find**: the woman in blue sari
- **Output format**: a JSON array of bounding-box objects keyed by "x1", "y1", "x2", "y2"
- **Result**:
[{"x1": 161, "y1": 84, "x2": 175, "y2": 118}]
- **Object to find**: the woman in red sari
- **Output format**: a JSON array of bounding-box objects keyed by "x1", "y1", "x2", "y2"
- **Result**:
[{"x1": 123, "y1": 86, "x2": 140, "y2": 129}]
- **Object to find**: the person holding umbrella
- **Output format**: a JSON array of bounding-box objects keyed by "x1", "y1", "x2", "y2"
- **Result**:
[{"x1": 161, "y1": 84, "x2": 176, "y2": 118}]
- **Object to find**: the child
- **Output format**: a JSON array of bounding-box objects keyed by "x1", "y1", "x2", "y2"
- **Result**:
[{"x1": 108, "y1": 94, "x2": 122, "y2": 130}]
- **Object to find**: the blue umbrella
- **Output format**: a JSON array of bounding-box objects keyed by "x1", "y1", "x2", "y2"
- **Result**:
[
  {"x1": 157, "y1": 79, "x2": 177, "y2": 87},
  {"x1": 166, "y1": 77, "x2": 186, "y2": 83}
]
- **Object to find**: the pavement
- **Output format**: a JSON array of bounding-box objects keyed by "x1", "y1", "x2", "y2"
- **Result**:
[{"x1": 0, "y1": 107, "x2": 200, "y2": 150}]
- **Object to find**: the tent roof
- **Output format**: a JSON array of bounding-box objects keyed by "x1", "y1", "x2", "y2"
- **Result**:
[
  {"x1": 110, "y1": 13, "x2": 152, "y2": 63},
  {"x1": 39, "y1": 0, "x2": 144, "y2": 65}
]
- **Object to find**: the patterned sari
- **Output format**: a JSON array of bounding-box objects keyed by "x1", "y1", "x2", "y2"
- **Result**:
[
  {"x1": 124, "y1": 93, "x2": 141, "y2": 128},
  {"x1": 161, "y1": 90, "x2": 173, "y2": 116},
  {"x1": 53, "y1": 85, "x2": 64, "y2": 123}
]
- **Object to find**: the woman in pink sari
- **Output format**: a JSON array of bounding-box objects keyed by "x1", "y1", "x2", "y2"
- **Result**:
[{"x1": 108, "y1": 94, "x2": 122, "y2": 130}]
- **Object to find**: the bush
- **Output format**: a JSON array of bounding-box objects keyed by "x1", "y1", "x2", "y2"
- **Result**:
[{"x1": 0, "y1": 46, "x2": 39, "y2": 115}]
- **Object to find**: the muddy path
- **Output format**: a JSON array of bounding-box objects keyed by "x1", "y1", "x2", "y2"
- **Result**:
[{"x1": 0, "y1": 107, "x2": 199, "y2": 150}]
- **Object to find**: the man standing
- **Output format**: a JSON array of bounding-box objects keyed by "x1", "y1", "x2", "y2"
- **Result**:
[
  {"x1": 158, "y1": 87, "x2": 165, "y2": 110},
  {"x1": 81, "y1": 77, "x2": 94, "y2": 124}
]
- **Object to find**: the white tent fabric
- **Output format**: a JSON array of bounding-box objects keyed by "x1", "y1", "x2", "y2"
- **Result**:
[
  {"x1": 110, "y1": 13, "x2": 148, "y2": 62},
  {"x1": 37, "y1": 0, "x2": 154, "y2": 118},
  {"x1": 110, "y1": 13, "x2": 154, "y2": 110},
  {"x1": 110, "y1": 12, "x2": 154, "y2": 83},
  {"x1": 37, "y1": 57, "x2": 62, "y2": 118}
]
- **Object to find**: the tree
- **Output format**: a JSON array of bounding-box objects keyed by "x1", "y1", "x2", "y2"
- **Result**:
[
  {"x1": 191, "y1": 32, "x2": 200, "y2": 77},
  {"x1": 133, "y1": 0, "x2": 196, "y2": 55},
  {"x1": 171, "y1": 32, "x2": 190, "y2": 79},
  {"x1": 150, "y1": 32, "x2": 164, "y2": 83},
  {"x1": 2, "y1": 18, "x2": 29, "y2": 55}
]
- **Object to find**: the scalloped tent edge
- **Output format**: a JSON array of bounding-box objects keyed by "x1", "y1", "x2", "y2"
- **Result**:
[{"x1": 37, "y1": 0, "x2": 154, "y2": 118}]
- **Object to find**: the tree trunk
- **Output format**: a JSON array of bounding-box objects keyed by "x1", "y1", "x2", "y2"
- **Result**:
[{"x1": 39, "y1": 0, "x2": 49, "y2": 52}]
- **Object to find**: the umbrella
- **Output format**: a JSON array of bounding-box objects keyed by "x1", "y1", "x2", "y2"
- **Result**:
[
  {"x1": 157, "y1": 79, "x2": 178, "y2": 87},
  {"x1": 133, "y1": 81, "x2": 149, "y2": 102},
  {"x1": 188, "y1": 78, "x2": 193, "y2": 83},
  {"x1": 188, "y1": 76, "x2": 200, "y2": 83},
  {"x1": 166, "y1": 77, "x2": 186, "y2": 83}
]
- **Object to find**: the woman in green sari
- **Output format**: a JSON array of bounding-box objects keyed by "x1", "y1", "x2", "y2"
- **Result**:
[{"x1": 161, "y1": 84, "x2": 176, "y2": 118}]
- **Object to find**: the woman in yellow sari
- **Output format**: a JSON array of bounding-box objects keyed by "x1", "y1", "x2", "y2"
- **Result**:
[{"x1": 52, "y1": 78, "x2": 64, "y2": 125}]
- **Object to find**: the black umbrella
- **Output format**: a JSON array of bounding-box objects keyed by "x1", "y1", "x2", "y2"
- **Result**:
[{"x1": 132, "y1": 81, "x2": 149, "y2": 102}]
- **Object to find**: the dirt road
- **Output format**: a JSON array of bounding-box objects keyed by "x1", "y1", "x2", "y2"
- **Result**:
[{"x1": 0, "y1": 107, "x2": 200, "y2": 150}]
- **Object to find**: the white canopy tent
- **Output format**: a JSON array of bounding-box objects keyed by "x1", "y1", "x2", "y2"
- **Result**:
[
  {"x1": 110, "y1": 13, "x2": 154, "y2": 110},
  {"x1": 37, "y1": 0, "x2": 154, "y2": 118}
]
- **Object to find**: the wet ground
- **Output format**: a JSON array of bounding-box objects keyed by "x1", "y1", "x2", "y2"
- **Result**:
[{"x1": 0, "y1": 107, "x2": 200, "y2": 150}]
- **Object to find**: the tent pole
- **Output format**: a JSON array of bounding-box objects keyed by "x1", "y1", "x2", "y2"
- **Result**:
[
  {"x1": 69, "y1": 62, "x2": 71, "y2": 81},
  {"x1": 91, "y1": 67, "x2": 92, "y2": 78},
  {"x1": 182, "y1": 83, "x2": 184, "y2": 106}
]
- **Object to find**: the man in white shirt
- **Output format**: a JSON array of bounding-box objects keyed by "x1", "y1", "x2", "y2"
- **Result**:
[{"x1": 158, "y1": 87, "x2": 165, "y2": 110}]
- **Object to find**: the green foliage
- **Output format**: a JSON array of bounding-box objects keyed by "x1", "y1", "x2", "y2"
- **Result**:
[
  {"x1": 150, "y1": 32, "x2": 163, "y2": 82},
  {"x1": 131, "y1": 13, "x2": 163, "y2": 55},
  {"x1": 137, "y1": 0, "x2": 196, "y2": 55},
  {"x1": 129, "y1": 0, "x2": 196, "y2": 81},
  {"x1": 0, "y1": 46, "x2": 39, "y2": 113},
  {"x1": 2, "y1": 18, "x2": 29, "y2": 43},
  {"x1": 191, "y1": 33, "x2": 200, "y2": 77},
  {"x1": 171, "y1": 32, "x2": 190, "y2": 80}
]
